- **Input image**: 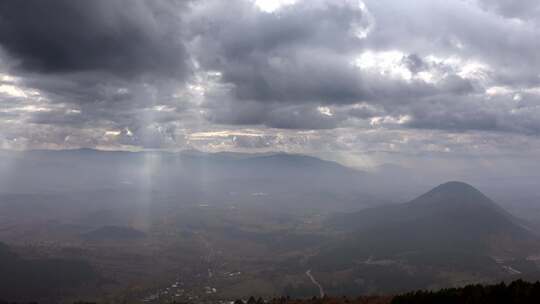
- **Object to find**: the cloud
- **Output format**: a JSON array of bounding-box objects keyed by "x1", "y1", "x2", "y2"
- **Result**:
[
  {"x1": 0, "y1": 0, "x2": 540, "y2": 171},
  {"x1": 0, "y1": 0, "x2": 197, "y2": 149},
  {"x1": 187, "y1": 0, "x2": 370, "y2": 104},
  {"x1": 478, "y1": 0, "x2": 540, "y2": 21},
  {"x1": 0, "y1": 0, "x2": 191, "y2": 79}
]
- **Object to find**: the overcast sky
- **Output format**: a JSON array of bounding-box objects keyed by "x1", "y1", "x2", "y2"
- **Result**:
[{"x1": 1, "y1": 0, "x2": 540, "y2": 172}]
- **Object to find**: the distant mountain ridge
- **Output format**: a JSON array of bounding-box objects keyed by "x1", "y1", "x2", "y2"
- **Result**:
[{"x1": 0, "y1": 148, "x2": 379, "y2": 212}]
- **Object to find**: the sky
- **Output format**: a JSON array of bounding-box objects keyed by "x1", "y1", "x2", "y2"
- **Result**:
[{"x1": 0, "y1": 0, "x2": 540, "y2": 172}]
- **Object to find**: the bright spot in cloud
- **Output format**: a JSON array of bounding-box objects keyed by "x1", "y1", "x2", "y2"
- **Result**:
[
  {"x1": 66, "y1": 109, "x2": 81, "y2": 114},
  {"x1": 354, "y1": 50, "x2": 412, "y2": 80},
  {"x1": 189, "y1": 130, "x2": 263, "y2": 139},
  {"x1": 458, "y1": 62, "x2": 489, "y2": 81},
  {"x1": 188, "y1": 84, "x2": 206, "y2": 95},
  {"x1": 370, "y1": 115, "x2": 411, "y2": 127},
  {"x1": 424, "y1": 54, "x2": 490, "y2": 81},
  {"x1": 254, "y1": 0, "x2": 296, "y2": 12},
  {"x1": 0, "y1": 84, "x2": 28, "y2": 98},
  {"x1": 486, "y1": 86, "x2": 513, "y2": 96},
  {"x1": 152, "y1": 105, "x2": 175, "y2": 112},
  {"x1": 318, "y1": 106, "x2": 333, "y2": 116},
  {"x1": 105, "y1": 130, "x2": 121, "y2": 136},
  {"x1": 0, "y1": 105, "x2": 51, "y2": 113},
  {"x1": 20, "y1": 105, "x2": 50, "y2": 112},
  {"x1": 350, "y1": 0, "x2": 374, "y2": 39},
  {"x1": 0, "y1": 73, "x2": 18, "y2": 83},
  {"x1": 117, "y1": 88, "x2": 129, "y2": 95},
  {"x1": 416, "y1": 71, "x2": 436, "y2": 84}
]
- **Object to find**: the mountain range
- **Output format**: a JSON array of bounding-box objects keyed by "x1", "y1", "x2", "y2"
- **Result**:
[{"x1": 0, "y1": 149, "x2": 387, "y2": 212}]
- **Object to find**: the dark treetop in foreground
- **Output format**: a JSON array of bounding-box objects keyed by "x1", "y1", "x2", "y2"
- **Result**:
[
  {"x1": 3, "y1": 280, "x2": 540, "y2": 303},
  {"x1": 392, "y1": 280, "x2": 540, "y2": 304},
  {"x1": 235, "y1": 280, "x2": 540, "y2": 304}
]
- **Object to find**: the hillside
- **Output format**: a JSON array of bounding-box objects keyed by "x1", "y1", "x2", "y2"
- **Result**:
[
  {"x1": 238, "y1": 279, "x2": 540, "y2": 304},
  {"x1": 324, "y1": 182, "x2": 538, "y2": 261},
  {"x1": 0, "y1": 242, "x2": 97, "y2": 302},
  {"x1": 303, "y1": 182, "x2": 540, "y2": 295},
  {"x1": 392, "y1": 279, "x2": 540, "y2": 304}
]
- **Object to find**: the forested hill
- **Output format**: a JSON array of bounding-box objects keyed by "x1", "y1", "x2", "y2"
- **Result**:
[
  {"x1": 391, "y1": 280, "x2": 540, "y2": 304},
  {"x1": 0, "y1": 242, "x2": 97, "y2": 302},
  {"x1": 244, "y1": 280, "x2": 540, "y2": 304},
  {"x1": 3, "y1": 280, "x2": 540, "y2": 303}
]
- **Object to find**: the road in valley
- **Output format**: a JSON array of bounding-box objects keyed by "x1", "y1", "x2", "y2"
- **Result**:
[{"x1": 306, "y1": 269, "x2": 325, "y2": 298}]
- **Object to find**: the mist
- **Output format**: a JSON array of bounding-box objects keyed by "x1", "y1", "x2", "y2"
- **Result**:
[{"x1": 2, "y1": 0, "x2": 540, "y2": 303}]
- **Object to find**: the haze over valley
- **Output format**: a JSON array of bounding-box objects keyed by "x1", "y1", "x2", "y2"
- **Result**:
[
  {"x1": 1, "y1": 150, "x2": 540, "y2": 302},
  {"x1": 1, "y1": 0, "x2": 540, "y2": 303}
]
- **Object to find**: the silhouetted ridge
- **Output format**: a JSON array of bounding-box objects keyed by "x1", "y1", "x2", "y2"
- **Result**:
[
  {"x1": 254, "y1": 280, "x2": 540, "y2": 304},
  {"x1": 411, "y1": 181, "x2": 493, "y2": 207},
  {"x1": 317, "y1": 181, "x2": 540, "y2": 272},
  {"x1": 329, "y1": 181, "x2": 503, "y2": 233},
  {"x1": 425, "y1": 181, "x2": 485, "y2": 198}
]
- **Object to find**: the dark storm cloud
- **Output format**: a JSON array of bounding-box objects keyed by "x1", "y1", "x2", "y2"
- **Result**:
[
  {"x1": 363, "y1": 0, "x2": 540, "y2": 84},
  {"x1": 402, "y1": 54, "x2": 425, "y2": 74},
  {"x1": 1, "y1": 0, "x2": 540, "y2": 154},
  {"x1": 264, "y1": 105, "x2": 342, "y2": 129},
  {"x1": 27, "y1": 109, "x2": 86, "y2": 126},
  {"x1": 407, "y1": 102, "x2": 500, "y2": 133},
  {"x1": 187, "y1": 0, "x2": 496, "y2": 130},
  {"x1": 186, "y1": 0, "x2": 540, "y2": 134},
  {"x1": 204, "y1": 99, "x2": 343, "y2": 130},
  {"x1": 0, "y1": 0, "x2": 190, "y2": 79},
  {"x1": 478, "y1": 0, "x2": 540, "y2": 20},
  {"x1": 402, "y1": 93, "x2": 540, "y2": 136},
  {"x1": 188, "y1": 0, "x2": 369, "y2": 104},
  {"x1": 0, "y1": 0, "x2": 195, "y2": 149},
  {"x1": 347, "y1": 104, "x2": 383, "y2": 120}
]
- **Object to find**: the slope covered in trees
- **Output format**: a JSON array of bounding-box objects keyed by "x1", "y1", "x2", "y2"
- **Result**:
[
  {"x1": 317, "y1": 182, "x2": 539, "y2": 270},
  {"x1": 392, "y1": 280, "x2": 540, "y2": 304},
  {"x1": 237, "y1": 280, "x2": 540, "y2": 304},
  {"x1": 0, "y1": 242, "x2": 97, "y2": 302}
]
